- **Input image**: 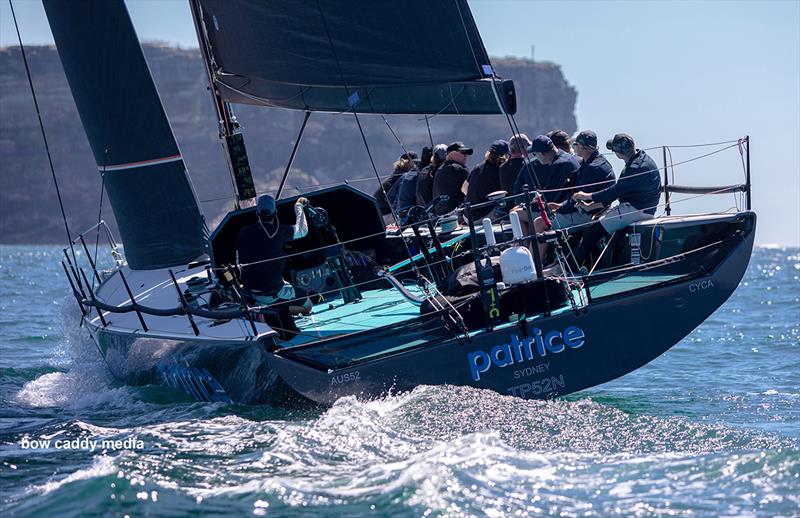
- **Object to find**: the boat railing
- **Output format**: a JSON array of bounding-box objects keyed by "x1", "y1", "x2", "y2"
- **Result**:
[
  {"x1": 61, "y1": 220, "x2": 124, "y2": 287},
  {"x1": 659, "y1": 135, "x2": 751, "y2": 214},
  {"x1": 59, "y1": 219, "x2": 121, "y2": 327}
]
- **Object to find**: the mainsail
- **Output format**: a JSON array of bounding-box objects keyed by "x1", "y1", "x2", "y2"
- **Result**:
[
  {"x1": 43, "y1": 0, "x2": 207, "y2": 270},
  {"x1": 194, "y1": 0, "x2": 516, "y2": 114}
]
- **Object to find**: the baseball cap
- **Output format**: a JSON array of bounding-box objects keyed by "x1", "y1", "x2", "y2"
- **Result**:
[
  {"x1": 547, "y1": 130, "x2": 571, "y2": 150},
  {"x1": 446, "y1": 141, "x2": 473, "y2": 155},
  {"x1": 489, "y1": 139, "x2": 509, "y2": 155},
  {"x1": 399, "y1": 151, "x2": 418, "y2": 160},
  {"x1": 606, "y1": 133, "x2": 635, "y2": 153},
  {"x1": 527, "y1": 135, "x2": 554, "y2": 153},
  {"x1": 256, "y1": 194, "x2": 277, "y2": 217},
  {"x1": 574, "y1": 130, "x2": 598, "y2": 148}
]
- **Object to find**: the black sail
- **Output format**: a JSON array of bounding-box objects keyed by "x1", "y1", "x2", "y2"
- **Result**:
[
  {"x1": 195, "y1": 0, "x2": 516, "y2": 114},
  {"x1": 43, "y1": 0, "x2": 207, "y2": 270}
]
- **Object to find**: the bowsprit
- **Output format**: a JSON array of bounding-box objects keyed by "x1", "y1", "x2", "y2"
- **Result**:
[{"x1": 466, "y1": 326, "x2": 585, "y2": 381}]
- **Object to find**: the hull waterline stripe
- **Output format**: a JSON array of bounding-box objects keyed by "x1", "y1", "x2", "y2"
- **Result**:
[{"x1": 98, "y1": 154, "x2": 182, "y2": 172}]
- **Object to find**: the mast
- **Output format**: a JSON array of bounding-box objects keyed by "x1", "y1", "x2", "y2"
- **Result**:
[{"x1": 189, "y1": 0, "x2": 256, "y2": 209}]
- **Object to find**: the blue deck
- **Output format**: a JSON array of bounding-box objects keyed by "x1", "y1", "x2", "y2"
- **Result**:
[{"x1": 284, "y1": 286, "x2": 424, "y2": 346}]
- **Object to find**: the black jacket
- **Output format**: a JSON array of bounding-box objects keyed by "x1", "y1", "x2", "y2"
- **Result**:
[
  {"x1": 513, "y1": 151, "x2": 580, "y2": 204},
  {"x1": 465, "y1": 159, "x2": 502, "y2": 219},
  {"x1": 432, "y1": 159, "x2": 469, "y2": 215},
  {"x1": 416, "y1": 163, "x2": 438, "y2": 206},
  {"x1": 558, "y1": 151, "x2": 616, "y2": 214}
]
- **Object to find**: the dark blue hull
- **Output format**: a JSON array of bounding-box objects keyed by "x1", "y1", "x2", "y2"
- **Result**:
[{"x1": 265, "y1": 213, "x2": 756, "y2": 404}]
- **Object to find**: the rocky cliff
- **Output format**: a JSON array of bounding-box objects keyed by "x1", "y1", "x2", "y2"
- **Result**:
[{"x1": 0, "y1": 44, "x2": 576, "y2": 244}]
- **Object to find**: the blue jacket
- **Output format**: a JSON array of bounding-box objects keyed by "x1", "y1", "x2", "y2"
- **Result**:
[
  {"x1": 513, "y1": 150, "x2": 580, "y2": 204},
  {"x1": 591, "y1": 149, "x2": 661, "y2": 214},
  {"x1": 392, "y1": 169, "x2": 420, "y2": 212},
  {"x1": 558, "y1": 151, "x2": 616, "y2": 214}
]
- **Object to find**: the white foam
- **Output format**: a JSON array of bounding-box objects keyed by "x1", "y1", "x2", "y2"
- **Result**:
[{"x1": 36, "y1": 455, "x2": 116, "y2": 495}]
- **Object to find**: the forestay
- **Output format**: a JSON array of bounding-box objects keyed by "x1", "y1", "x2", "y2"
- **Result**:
[{"x1": 195, "y1": 0, "x2": 516, "y2": 114}]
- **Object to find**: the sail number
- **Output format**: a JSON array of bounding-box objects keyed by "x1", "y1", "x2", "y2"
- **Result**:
[
  {"x1": 330, "y1": 371, "x2": 361, "y2": 386},
  {"x1": 506, "y1": 375, "x2": 566, "y2": 398}
]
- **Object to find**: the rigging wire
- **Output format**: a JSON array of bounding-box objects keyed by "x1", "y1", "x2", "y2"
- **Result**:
[
  {"x1": 9, "y1": 0, "x2": 80, "y2": 272},
  {"x1": 92, "y1": 156, "x2": 107, "y2": 291},
  {"x1": 424, "y1": 115, "x2": 434, "y2": 148},
  {"x1": 381, "y1": 115, "x2": 418, "y2": 166},
  {"x1": 314, "y1": 0, "x2": 423, "y2": 281}
]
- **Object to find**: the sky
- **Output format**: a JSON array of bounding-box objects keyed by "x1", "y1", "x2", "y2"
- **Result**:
[{"x1": 1, "y1": 0, "x2": 798, "y2": 246}]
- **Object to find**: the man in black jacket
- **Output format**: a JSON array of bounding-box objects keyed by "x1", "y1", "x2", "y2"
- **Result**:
[
  {"x1": 464, "y1": 139, "x2": 509, "y2": 219},
  {"x1": 513, "y1": 135, "x2": 580, "y2": 204},
  {"x1": 432, "y1": 141, "x2": 472, "y2": 215},
  {"x1": 416, "y1": 144, "x2": 447, "y2": 206},
  {"x1": 499, "y1": 133, "x2": 531, "y2": 195},
  {"x1": 236, "y1": 194, "x2": 312, "y2": 315},
  {"x1": 512, "y1": 135, "x2": 580, "y2": 236}
]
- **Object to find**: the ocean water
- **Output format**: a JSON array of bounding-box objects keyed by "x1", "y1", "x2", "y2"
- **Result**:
[{"x1": 0, "y1": 245, "x2": 797, "y2": 517}]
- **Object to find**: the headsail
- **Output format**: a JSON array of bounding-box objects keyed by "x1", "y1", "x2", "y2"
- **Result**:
[
  {"x1": 43, "y1": 0, "x2": 207, "y2": 270},
  {"x1": 194, "y1": 0, "x2": 516, "y2": 114}
]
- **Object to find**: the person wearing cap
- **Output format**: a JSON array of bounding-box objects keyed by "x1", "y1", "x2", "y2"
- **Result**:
[
  {"x1": 511, "y1": 134, "x2": 581, "y2": 238},
  {"x1": 374, "y1": 152, "x2": 418, "y2": 216},
  {"x1": 235, "y1": 194, "x2": 312, "y2": 315},
  {"x1": 513, "y1": 134, "x2": 580, "y2": 203},
  {"x1": 530, "y1": 130, "x2": 616, "y2": 263},
  {"x1": 432, "y1": 141, "x2": 473, "y2": 215},
  {"x1": 390, "y1": 145, "x2": 437, "y2": 216},
  {"x1": 463, "y1": 139, "x2": 509, "y2": 219},
  {"x1": 499, "y1": 133, "x2": 532, "y2": 195},
  {"x1": 416, "y1": 143, "x2": 448, "y2": 207},
  {"x1": 570, "y1": 133, "x2": 661, "y2": 267},
  {"x1": 547, "y1": 129, "x2": 573, "y2": 154},
  {"x1": 418, "y1": 145, "x2": 433, "y2": 170}
]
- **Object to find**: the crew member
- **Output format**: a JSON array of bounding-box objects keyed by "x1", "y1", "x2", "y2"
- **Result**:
[
  {"x1": 416, "y1": 144, "x2": 447, "y2": 206},
  {"x1": 531, "y1": 130, "x2": 615, "y2": 263},
  {"x1": 463, "y1": 139, "x2": 509, "y2": 219},
  {"x1": 418, "y1": 145, "x2": 433, "y2": 170},
  {"x1": 513, "y1": 135, "x2": 579, "y2": 204},
  {"x1": 432, "y1": 141, "x2": 472, "y2": 215},
  {"x1": 236, "y1": 194, "x2": 312, "y2": 315},
  {"x1": 511, "y1": 134, "x2": 580, "y2": 236},
  {"x1": 374, "y1": 152, "x2": 417, "y2": 216},
  {"x1": 570, "y1": 133, "x2": 661, "y2": 268},
  {"x1": 499, "y1": 133, "x2": 531, "y2": 195},
  {"x1": 547, "y1": 129, "x2": 573, "y2": 154}
]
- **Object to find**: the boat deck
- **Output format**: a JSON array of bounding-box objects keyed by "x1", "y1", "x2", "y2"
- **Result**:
[
  {"x1": 282, "y1": 286, "x2": 425, "y2": 346},
  {"x1": 588, "y1": 273, "x2": 686, "y2": 299},
  {"x1": 280, "y1": 272, "x2": 688, "y2": 351}
]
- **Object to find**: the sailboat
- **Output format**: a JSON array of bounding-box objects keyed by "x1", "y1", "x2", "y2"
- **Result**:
[{"x1": 41, "y1": 0, "x2": 755, "y2": 405}]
